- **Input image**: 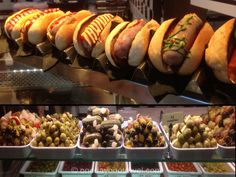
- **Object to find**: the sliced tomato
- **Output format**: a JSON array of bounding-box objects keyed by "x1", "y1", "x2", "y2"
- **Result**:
[{"x1": 228, "y1": 47, "x2": 236, "y2": 84}]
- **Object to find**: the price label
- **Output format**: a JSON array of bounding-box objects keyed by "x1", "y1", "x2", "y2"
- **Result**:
[{"x1": 162, "y1": 112, "x2": 184, "y2": 126}]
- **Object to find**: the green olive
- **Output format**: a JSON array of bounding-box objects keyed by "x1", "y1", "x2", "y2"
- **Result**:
[
  {"x1": 173, "y1": 140, "x2": 181, "y2": 148},
  {"x1": 54, "y1": 137, "x2": 60, "y2": 146},
  {"x1": 188, "y1": 137, "x2": 194, "y2": 144},
  {"x1": 203, "y1": 140, "x2": 211, "y2": 148},
  {"x1": 177, "y1": 134, "x2": 185, "y2": 144},
  {"x1": 182, "y1": 142, "x2": 189, "y2": 148},
  {"x1": 189, "y1": 144, "x2": 195, "y2": 148},
  {"x1": 183, "y1": 128, "x2": 192, "y2": 140},
  {"x1": 60, "y1": 133, "x2": 67, "y2": 142},
  {"x1": 38, "y1": 141, "x2": 44, "y2": 147},
  {"x1": 202, "y1": 131, "x2": 208, "y2": 141},
  {"x1": 186, "y1": 119, "x2": 194, "y2": 128},
  {"x1": 199, "y1": 123, "x2": 206, "y2": 132},
  {"x1": 195, "y1": 142, "x2": 203, "y2": 148},
  {"x1": 50, "y1": 124, "x2": 57, "y2": 133},
  {"x1": 210, "y1": 139, "x2": 217, "y2": 147},
  {"x1": 194, "y1": 133, "x2": 201, "y2": 142},
  {"x1": 192, "y1": 126, "x2": 198, "y2": 136},
  {"x1": 46, "y1": 137, "x2": 52, "y2": 145}
]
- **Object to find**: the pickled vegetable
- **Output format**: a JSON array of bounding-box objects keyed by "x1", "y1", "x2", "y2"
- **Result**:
[
  {"x1": 98, "y1": 162, "x2": 126, "y2": 171},
  {"x1": 131, "y1": 162, "x2": 159, "y2": 171},
  {"x1": 167, "y1": 162, "x2": 197, "y2": 172},
  {"x1": 201, "y1": 163, "x2": 233, "y2": 173},
  {"x1": 124, "y1": 114, "x2": 165, "y2": 147},
  {"x1": 26, "y1": 161, "x2": 58, "y2": 172},
  {"x1": 32, "y1": 112, "x2": 79, "y2": 147}
]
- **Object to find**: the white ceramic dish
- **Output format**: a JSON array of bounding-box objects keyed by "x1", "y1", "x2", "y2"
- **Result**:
[
  {"x1": 129, "y1": 162, "x2": 163, "y2": 177},
  {"x1": 198, "y1": 162, "x2": 235, "y2": 177},
  {"x1": 163, "y1": 162, "x2": 202, "y2": 177},
  {"x1": 217, "y1": 144, "x2": 235, "y2": 158},
  {"x1": 159, "y1": 123, "x2": 218, "y2": 160},
  {"x1": 20, "y1": 161, "x2": 61, "y2": 177},
  {"x1": 0, "y1": 140, "x2": 32, "y2": 158},
  {"x1": 124, "y1": 122, "x2": 168, "y2": 160},
  {"x1": 94, "y1": 161, "x2": 128, "y2": 177},
  {"x1": 30, "y1": 138, "x2": 79, "y2": 159},
  {"x1": 58, "y1": 161, "x2": 94, "y2": 177}
]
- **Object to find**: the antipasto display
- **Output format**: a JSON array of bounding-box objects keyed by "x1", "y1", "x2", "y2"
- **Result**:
[{"x1": 80, "y1": 106, "x2": 123, "y2": 148}]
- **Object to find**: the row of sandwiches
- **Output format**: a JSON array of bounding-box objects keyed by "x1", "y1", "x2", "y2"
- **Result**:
[{"x1": 4, "y1": 8, "x2": 236, "y2": 84}]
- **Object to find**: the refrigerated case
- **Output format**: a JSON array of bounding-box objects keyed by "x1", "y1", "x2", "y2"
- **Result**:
[{"x1": 0, "y1": 105, "x2": 235, "y2": 176}]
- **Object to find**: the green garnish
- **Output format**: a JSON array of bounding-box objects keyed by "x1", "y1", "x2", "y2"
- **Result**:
[{"x1": 163, "y1": 15, "x2": 194, "y2": 56}]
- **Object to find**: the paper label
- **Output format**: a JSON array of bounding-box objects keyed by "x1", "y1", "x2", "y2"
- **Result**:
[{"x1": 162, "y1": 112, "x2": 184, "y2": 126}]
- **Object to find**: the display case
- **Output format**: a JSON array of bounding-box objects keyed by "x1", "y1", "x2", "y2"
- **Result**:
[{"x1": 0, "y1": 0, "x2": 235, "y2": 176}]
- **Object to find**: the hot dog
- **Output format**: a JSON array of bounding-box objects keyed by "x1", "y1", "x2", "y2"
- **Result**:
[
  {"x1": 149, "y1": 13, "x2": 214, "y2": 75},
  {"x1": 205, "y1": 18, "x2": 236, "y2": 84},
  {"x1": 47, "y1": 10, "x2": 92, "y2": 51},
  {"x1": 73, "y1": 14, "x2": 123, "y2": 58},
  {"x1": 105, "y1": 19, "x2": 159, "y2": 68},
  {"x1": 4, "y1": 8, "x2": 41, "y2": 39},
  {"x1": 26, "y1": 8, "x2": 65, "y2": 45}
]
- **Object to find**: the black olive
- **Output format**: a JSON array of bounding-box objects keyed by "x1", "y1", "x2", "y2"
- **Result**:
[{"x1": 102, "y1": 141, "x2": 107, "y2": 147}]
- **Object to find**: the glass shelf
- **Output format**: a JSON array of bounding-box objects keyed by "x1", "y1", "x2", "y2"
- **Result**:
[{"x1": 0, "y1": 152, "x2": 234, "y2": 162}]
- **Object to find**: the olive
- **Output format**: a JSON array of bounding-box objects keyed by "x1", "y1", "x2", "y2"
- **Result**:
[
  {"x1": 147, "y1": 121, "x2": 153, "y2": 130},
  {"x1": 40, "y1": 131, "x2": 46, "y2": 142},
  {"x1": 192, "y1": 126, "x2": 198, "y2": 136},
  {"x1": 52, "y1": 131, "x2": 59, "y2": 138},
  {"x1": 194, "y1": 133, "x2": 201, "y2": 142},
  {"x1": 186, "y1": 119, "x2": 194, "y2": 129},
  {"x1": 203, "y1": 140, "x2": 211, "y2": 148},
  {"x1": 202, "y1": 131, "x2": 208, "y2": 141},
  {"x1": 195, "y1": 142, "x2": 203, "y2": 148},
  {"x1": 50, "y1": 124, "x2": 57, "y2": 133},
  {"x1": 49, "y1": 143, "x2": 55, "y2": 147},
  {"x1": 182, "y1": 142, "x2": 189, "y2": 148},
  {"x1": 173, "y1": 140, "x2": 181, "y2": 148},
  {"x1": 199, "y1": 123, "x2": 206, "y2": 132},
  {"x1": 189, "y1": 144, "x2": 195, "y2": 148},
  {"x1": 60, "y1": 126, "x2": 66, "y2": 133},
  {"x1": 183, "y1": 128, "x2": 192, "y2": 140},
  {"x1": 65, "y1": 139, "x2": 71, "y2": 146},
  {"x1": 38, "y1": 141, "x2": 44, "y2": 147},
  {"x1": 36, "y1": 134, "x2": 41, "y2": 142},
  {"x1": 31, "y1": 140, "x2": 37, "y2": 147},
  {"x1": 177, "y1": 134, "x2": 185, "y2": 144},
  {"x1": 60, "y1": 133, "x2": 67, "y2": 142},
  {"x1": 54, "y1": 137, "x2": 60, "y2": 146},
  {"x1": 210, "y1": 139, "x2": 217, "y2": 147},
  {"x1": 188, "y1": 137, "x2": 195, "y2": 144},
  {"x1": 46, "y1": 137, "x2": 53, "y2": 145}
]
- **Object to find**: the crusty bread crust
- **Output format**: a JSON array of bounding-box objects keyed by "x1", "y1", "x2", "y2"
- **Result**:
[
  {"x1": 178, "y1": 22, "x2": 214, "y2": 75},
  {"x1": 128, "y1": 19, "x2": 159, "y2": 67},
  {"x1": 148, "y1": 18, "x2": 176, "y2": 74},
  {"x1": 11, "y1": 10, "x2": 41, "y2": 40},
  {"x1": 205, "y1": 18, "x2": 235, "y2": 83},
  {"x1": 149, "y1": 17, "x2": 213, "y2": 75},
  {"x1": 91, "y1": 15, "x2": 123, "y2": 58},
  {"x1": 4, "y1": 8, "x2": 30, "y2": 38},
  {"x1": 105, "y1": 22, "x2": 129, "y2": 67},
  {"x1": 28, "y1": 11, "x2": 64, "y2": 45},
  {"x1": 55, "y1": 10, "x2": 92, "y2": 51},
  {"x1": 73, "y1": 15, "x2": 96, "y2": 57}
]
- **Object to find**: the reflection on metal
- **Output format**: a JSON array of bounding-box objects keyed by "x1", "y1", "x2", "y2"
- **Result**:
[
  {"x1": 36, "y1": 40, "x2": 52, "y2": 54},
  {"x1": 49, "y1": 62, "x2": 157, "y2": 104}
]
